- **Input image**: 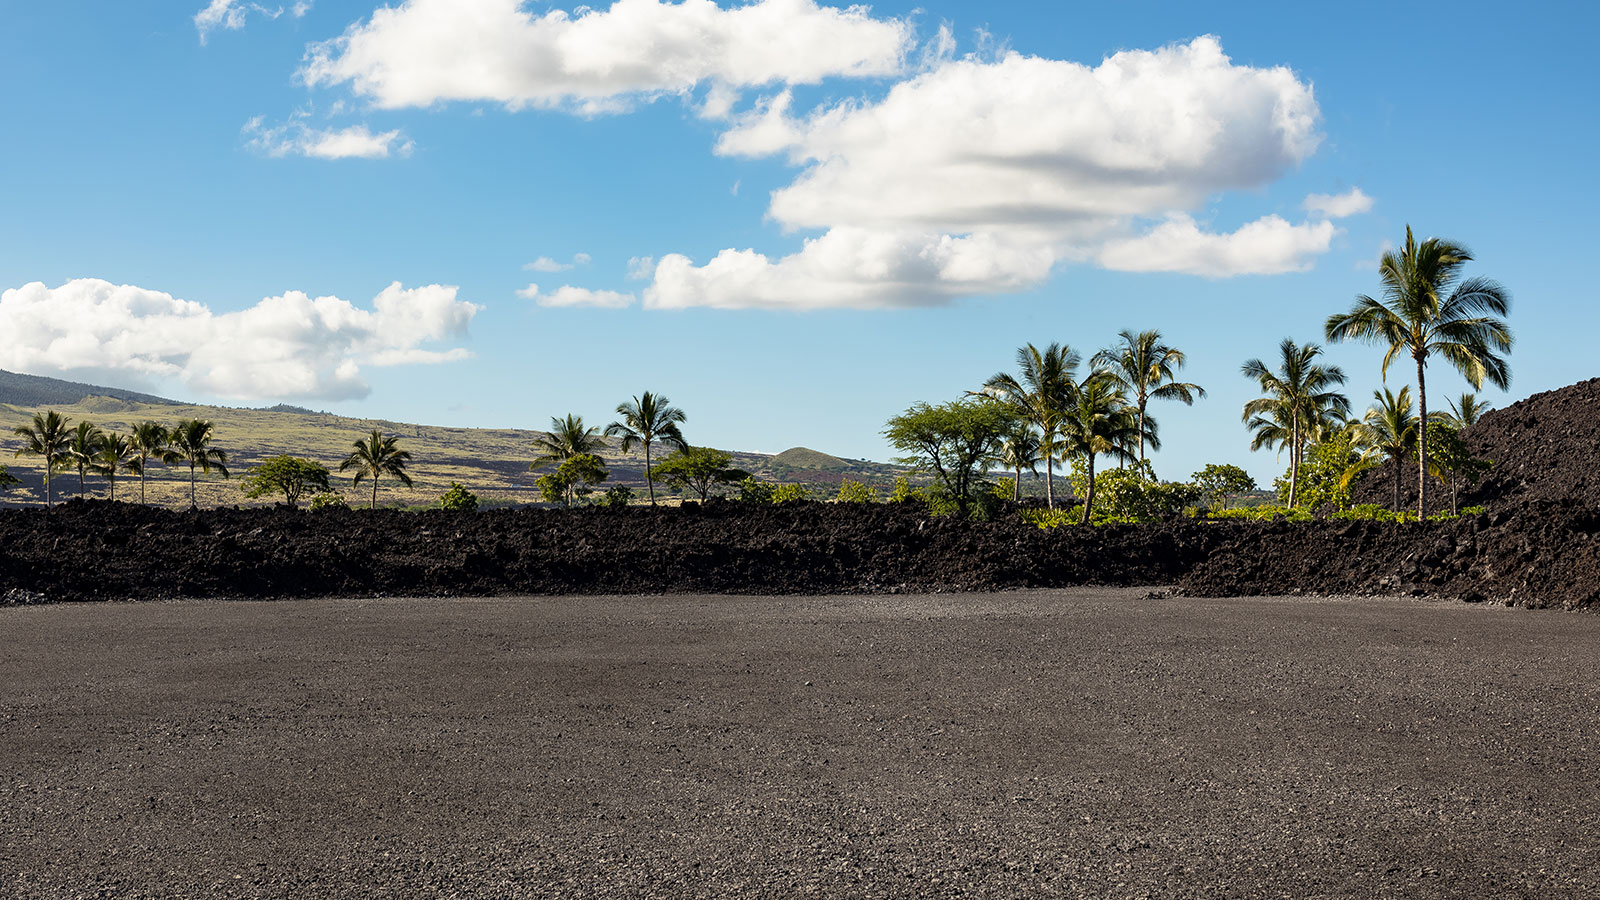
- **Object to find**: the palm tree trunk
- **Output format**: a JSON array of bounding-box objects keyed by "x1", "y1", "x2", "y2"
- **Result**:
[
  {"x1": 1393, "y1": 457, "x2": 1401, "y2": 513},
  {"x1": 78, "y1": 465, "x2": 86, "y2": 498},
  {"x1": 1080, "y1": 453, "x2": 1096, "y2": 525},
  {"x1": 644, "y1": 441, "x2": 655, "y2": 506},
  {"x1": 189, "y1": 463, "x2": 197, "y2": 509},
  {"x1": 1042, "y1": 432, "x2": 1055, "y2": 509},
  {"x1": 1287, "y1": 416, "x2": 1300, "y2": 508},
  {"x1": 45, "y1": 457, "x2": 53, "y2": 508},
  {"x1": 372, "y1": 475, "x2": 379, "y2": 510},
  {"x1": 140, "y1": 462, "x2": 147, "y2": 505},
  {"x1": 1137, "y1": 399, "x2": 1147, "y2": 463},
  {"x1": 1416, "y1": 359, "x2": 1428, "y2": 520},
  {"x1": 1013, "y1": 462, "x2": 1021, "y2": 501}
]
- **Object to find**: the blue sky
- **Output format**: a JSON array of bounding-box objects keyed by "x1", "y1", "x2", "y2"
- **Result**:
[{"x1": 1, "y1": 1, "x2": 1593, "y2": 486}]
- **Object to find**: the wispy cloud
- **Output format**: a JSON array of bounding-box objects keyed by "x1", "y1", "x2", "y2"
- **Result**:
[
  {"x1": 243, "y1": 115, "x2": 412, "y2": 160},
  {"x1": 194, "y1": 0, "x2": 311, "y2": 44},
  {"x1": 523, "y1": 253, "x2": 591, "y2": 273},
  {"x1": 1304, "y1": 188, "x2": 1373, "y2": 219}
]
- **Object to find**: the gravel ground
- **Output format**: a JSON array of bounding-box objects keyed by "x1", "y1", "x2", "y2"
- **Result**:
[{"x1": 4, "y1": 590, "x2": 1599, "y2": 899}]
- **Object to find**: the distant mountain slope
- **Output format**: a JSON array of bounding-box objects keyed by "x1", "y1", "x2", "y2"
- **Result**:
[
  {"x1": 771, "y1": 446, "x2": 854, "y2": 470},
  {"x1": 0, "y1": 369, "x2": 179, "y2": 408}
]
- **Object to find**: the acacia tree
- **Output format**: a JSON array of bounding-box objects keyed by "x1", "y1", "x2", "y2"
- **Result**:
[
  {"x1": 1326, "y1": 225, "x2": 1513, "y2": 518},
  {"x1": 883, "y1": 397, "x2": 1015, "y2": 516},
  {"x1": 340, "y1": 429, "x2": 413, "y2": 509},
  {"x1": 13, "y1": 410, "x2": 73, "y2": 507},
  {"x1": 1058, "y1": 372, "x2": 1140, "y2": 524},
  {"x1": 1191, "y1": 463, "x2": 1256, "y2": 510},
  {"x1": 62, "y1": 421, "x2": 107, "y2": 499},
  {"x1": 94, "y1": 433, "x2": 140, "y2": 502},
  {"x1": 163, "y1": 419, "x2": 230, "y2": 509},
  {"x1": 241, "y1": 455, "x2": 332, "y2": 508},
  {"x1": 982, "y1": 343, "x2": 1077, "y2": 508},
  {"x1": 1092, "y1": 329, "x2": 1205, "y2": 464},
  {"x1": 648, "y1": 447, "x2": 750, "y2": 502},
  {"x1": 536, "y1": 454, "x2": 608, "y2": 506},
  {"x1": 1241, "y1": 340, "x2": 1349, "y2": 508},
  {"x1": 1347, "y1": 386, "x2": 1419, "y2": 512},
  {"x1": 605, "y1": 392, "x2": 687, "y2": 506},
  {"x1": 130, "y1": 421, "x2": 170, "y2": 505}
]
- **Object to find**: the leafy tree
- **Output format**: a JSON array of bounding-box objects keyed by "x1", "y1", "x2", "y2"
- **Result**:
[
  {"x1": 12, "y1": 410, "x2": 73, "y2": 507},
  {"x1": 883, "y1": 397, "x2": 1015, "y2": 516},
  {"x1": 1071, "y1": 459, "x2": 1200, "y2": 523},
  {"x1": 770, "y1": 483, "x2": 811, "y2": 504},
  {"x1": 1424, "y1": 421, "x2": 1491, "y2": 514},
  {"x1": 241, "y1": 455, "x2": 333, "y2": 508},
  {"x1": 605, "y1": 391, "x2": 687, "y2": 506},
  {"x1": 94, "y1": 432, "x2": 140, "y2": 502},
  {"x1": 164, "y1": 419, "x2": 230, "y2": 509},
  {"x1": 0, "y1": 464, "x2": 20, "y2": 494},
  {"x1": 1192, "y1": 463, "x2": 1256, "y2": 510},
  {"x1": 1347, "y1": 386, "x2": 1419, "y2": 511},
  {"x1": 438, "y1": 482, "x2": 479, "y2": 511},
  {"x1": 1092, "y1": 329, "x2": 1205, "y2": 463},
  {"x1": 648, "y1": 447, "x2": 750, "y2": 501},
  {"x1": 1058, "y1": 372, "x2": 1139, "y2": 524},
  {"x1": 1326, "y1": 225, "x2": 1513, "y2": 518},
  {"x1": 537, "y1": 452, "x2": 608, "y2": 506},
  {"x1": 129, "y1": 421, "x2": 170, "y2": 505},
  {"x1": 339, "y1": 429, "x2": 412, "y2": 509},
  {"x1": 1274, "y1": 434, "x2": 1359, "y2": 511},
  {"x1": 998, "y1": 424, "x2": 1041, "y2": 502},
  {"x1": 836, "y1": 479, "x2": 878, "y2": 503},
  {"x1": 602, "y1": 484, "x2": 635, "y2": 507},
  {"x1": 1241, "y1": 339, "x2": 1349, "y2": 508},
  {"x1": 737, "y1": 477, "x2": 774, "y2": 504},
  {"x1": 530, "y1": 414, "x2": 608, "y2": 471},
  {"x1": 62, "y1": 421, "x2": 107, "y2": 499},
  {"x1": 982, "y1": 343, "x2": 1077, "y2": 508}
]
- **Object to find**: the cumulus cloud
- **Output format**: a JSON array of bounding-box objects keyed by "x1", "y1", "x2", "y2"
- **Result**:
[
  {"x1": 523, "y1": 253, "x2": 591, "y2": 272},
  {"x1": 243, "y1": 116, "x2": 412, "y2": 159},
  {"x1": 517, "y1": 284, "x2": 635, "y2": 308},
  {"x1": 628, "y1": 36, "x2": 1349, "y2": 308},
  {"x1": 1304, "y1": 187, "x2": 1373, "y2": 219},
  {"x1": 0, "y1": 279, "x2": 478, "y2": 401},
  {"x1": 195, "y1": 0, "x2": 310, "y2": 44},
  {"x1": 299, "y1": 0, "x2": 913, "y2": 114}
]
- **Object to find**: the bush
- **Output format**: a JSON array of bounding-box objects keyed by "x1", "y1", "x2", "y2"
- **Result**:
[
  {"x1": 1020, "y1": 507, "x2": 1077, "y2": 529},
  {"x1": 602, "y1": 485, "x2": 635, "y2": 508},
  {"x1": 1462, "y1": 505, "x2": 1487, "y2": 516},
  {"x1": 912, "y1": 484, "x2": 960, "y2": 517},
  {"x1": 888, "y1": 476, "x2": 916, "y2": 504},
  {"x1": 1205, "y1": 504, "x2": 1312, "y2": 523},
  {"x1": 438, "y1": 482, "x2": 479, "y2": 511},
  {"x1": 835, "y1": 479, "x2": 878, "y2": 503},
  {"x1": 308, "y1": 492, "x2": 347, "y2": 512},
  {"x1": 771, "y1": 483, "x2": 810, "y2": 504},
  {"x1": 991, "y1": 477, "x2": 1016, "y2": 501},
  {"x1": 738, "y1": 477, "x2": 774, "y2": 503},
  {"x1": 1069, "y1": 459, "x2": 1201, "y2": 523}
]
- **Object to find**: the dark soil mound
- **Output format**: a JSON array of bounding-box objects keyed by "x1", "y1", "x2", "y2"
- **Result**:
[
  {"x1": 1352, "y1": 377, "x2": 1600, "y2": 512},
  {"x1": 0, "y1": 499, "x2": 1228, "y2": 603},
  {"x1": 1180, "y1": 500, "x2": 1600, "y2": 609}
]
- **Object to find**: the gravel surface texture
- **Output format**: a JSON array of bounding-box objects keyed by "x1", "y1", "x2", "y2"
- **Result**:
[{"x1": 5, "y1": 589, "x2": 1600, "y2": 898}]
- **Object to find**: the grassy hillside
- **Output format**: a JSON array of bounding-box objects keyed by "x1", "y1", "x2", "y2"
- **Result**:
[{"x1": 0, "y1": 369, "x2": 177, "y2": 408}]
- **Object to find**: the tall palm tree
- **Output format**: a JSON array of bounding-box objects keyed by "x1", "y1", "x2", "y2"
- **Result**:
[
  {"x1": 94, "y1": 433, "x2": 140, "y2": 503},
  {"x1": 62, "y1": 421, "x2": 107, "y2": 499},
  {"x1": 1241, "y1": 339, "x2": 1350, "y2": 508},
  {"x1": 1348, "y1": 386, "x2": 1419, "y2": 512},
  {"x1": 163, "y1": 419, "x2": 230, "y2": 509},
  {"x1": 998, "y1": 424, "x2": 1042, "y2": 502},
  {"x1": 130, "y1": 421, "x2": 170, "y2": 505},
  {"x1": 1443, "y1": 392, "x2": 1493, "y2": 428},
  {"x1": 12, "y1": 410, "x2": 73, "y2": 507},
  {"x1": 1092, "y1": 329, "x2": 1206, "y2": 464},
  {"x1": 605, "y1": 392, "x2": 687, "y2": 506},
  {"x1": 982, "y1": 343, "x2": 1078, "y2": 509},
  {"x1": 1325, "y1": 225, "x2": 1513, "y2": 518},
  {"x1": 530, "y1": 414, "x2": 608, "y2": 469},
  {"x1": 340, "y1": 429, "x2": 413, "y2": 509},
  {"x1": 1059, "y1": 372, "x2": 1139, "y2": 524}
]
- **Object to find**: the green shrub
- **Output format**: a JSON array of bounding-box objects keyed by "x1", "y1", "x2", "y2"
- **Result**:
[
  {"x1": 835, "y1": 479, "x2": 878, "y2": 503},
  {"x1": 1069, "y1": 459, "x2": 1200, "y2": 523},
  {"x1": 990, "y1": 477, "x2": 1016, "y2": 501},
  {"x1": 602, "y1": 485, "x2": 635, "y2": 507},
  {"x1": 912, "y1": 484, "x2": 959, "y2": 517},
  {"x1": 1462, "y1": 505, "x2": 1487, "y2": 516},
  {"x1": 1020, "y1": 507, "x2": 1077, "y2": 529},
  {"x1": 888, "y1": 476, "x2": 915, "y2": 504},
  {"x1": 738, "y1": 477, "x2": 774, "y2": 503},
  {"x1": 438, "y1": 482, "x2": 479, "y2": 511},
  {"x1": 308, "y1": 491, "x2": 347, "y2": 512},
  {"x1": 771, "y1": 483, "x2": 810, "y2": 504},
  {"x1": 1205, "y1": 504, "x2": 1312, "y2": 523}
]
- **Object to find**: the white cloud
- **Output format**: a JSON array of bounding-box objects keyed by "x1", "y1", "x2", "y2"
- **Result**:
[
  {"x1": 517, "y1": 284, "x2": 635, "y2": 308},
  {"x1": 626, "y1": 256, "x2": 656, "y2": 280},
  {"x1": 195, "y1": 1, "x2": 289, "y2": 44},
  {"x1": 292, "y1": 1, "x2": 313, "y2": 16},
  {"x1": 1304, "y1": 188, "x2": 1373, "y2": 219},
  {"x1": 243, "y1": 116, "x2": 412, "y2": 159},
  {"x1": 0, "y1": 279, "x2": 479, "y2": 401},
  {"x1": 300, "y1": 0, "x2": 913, "y2": 114},
  {"x1": 523, "y1": 253, "x2": 591, "y2": 272},
  {"x1": 1096, "y1": 214, "x2": 1338, "y2": 278},
  {"x1": 634, "y1": 36, "x2": 1334, "y2": 308}
]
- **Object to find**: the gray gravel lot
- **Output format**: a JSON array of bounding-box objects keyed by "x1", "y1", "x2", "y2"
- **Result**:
[{"x1": 4, "y1": 590, "x2": 1599, "y2": 898}]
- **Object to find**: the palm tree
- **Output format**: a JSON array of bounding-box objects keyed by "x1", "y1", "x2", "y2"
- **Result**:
[
  {"x1": 530, "y1": 414, "x2": 608, "y2": 466},
  {"x1": 1059, "y1": 372, "x2": 1140, "y2": 524},
  {"x1": 12, "y1": 410, "x2": 73, "y2": 507},
  {"x1": 1241, "y1": 339, "x2": 1350, "y2": 508},
  {"x1": 998, "y1": 424, "x2": 1042, "y2": 502},
  {"x1": 1325, "y1": 225, "x2": 1513, "y2": 518},
  {"x1": 1348, "y1": 386, "x2": 1419, "y2": 512},
  {"x1": 340, "y1": 429, "x2": 413, "y2": 509},
  {"x1": 130, "y1": 421, "x2": 170, "y2": 505},
  {"x1": 1092, "y1": 329, "x2": 1205, "y2": 464},
  {"x1": 94, "y1": 433, "x2": 141, "y2": 502},
  {"x1": 982, "y1": 343, "x2": 1078, "y2": 509},
  {"x1": 62, "y1": 421, "x2": 107, "y2": 498},
  {"x1": 605, "y1": 392, "x2": 687, "y2": 506},
  {"x1": 163, "y1": 419, "x2": 230, "y2": 509},
  {"x1": 1443, "y1": 392, "x2": 1493, "y2": 428}
]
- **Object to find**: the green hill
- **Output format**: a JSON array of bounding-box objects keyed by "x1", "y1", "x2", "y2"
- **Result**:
[
  {"x1": 0, "y1": 369, "x2": 177, "y2": 408},
  {"x1": 770, "y1": 446, "x2": 854, "y2": 471}
]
